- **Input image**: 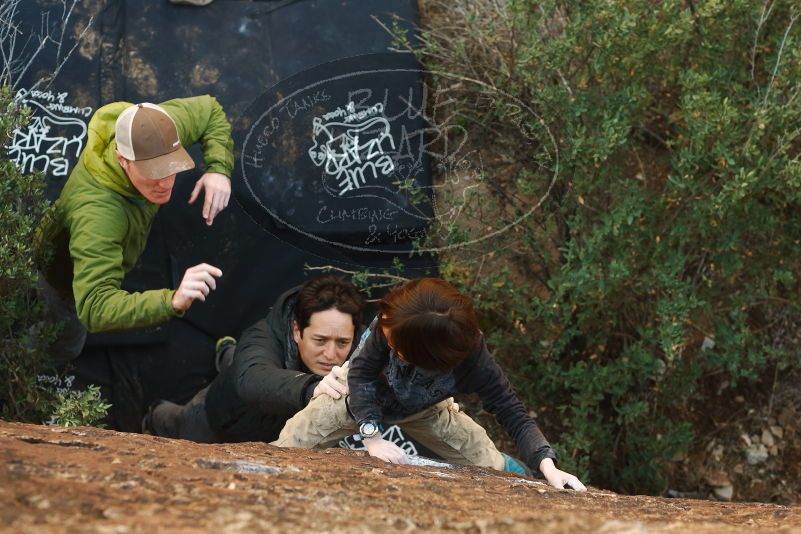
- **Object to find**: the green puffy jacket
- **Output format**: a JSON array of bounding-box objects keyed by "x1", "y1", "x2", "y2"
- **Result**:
[{"x1": 36, "y1": 95, "x2": 234, "y2": 333}]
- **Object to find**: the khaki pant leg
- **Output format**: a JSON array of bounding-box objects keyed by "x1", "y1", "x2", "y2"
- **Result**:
[
  {"x1": 396, "y1": 398, "x2": 505, "y2": 470},
  {"x1": 271, "y1": 368, "x2": 357, "y2": 449}
]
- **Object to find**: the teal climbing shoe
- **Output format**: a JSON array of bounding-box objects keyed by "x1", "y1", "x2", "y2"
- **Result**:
[{"x1": 502, "y1": 453, "x2": 533, "y2": 476}]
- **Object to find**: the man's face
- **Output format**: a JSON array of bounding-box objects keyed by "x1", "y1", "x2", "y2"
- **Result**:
[
  {"x1": 117, "y1": 152, "x2": 176, "y2": 205},
  {"x1": 294, "y1": 308, "x2": 355, "y2": 376}
]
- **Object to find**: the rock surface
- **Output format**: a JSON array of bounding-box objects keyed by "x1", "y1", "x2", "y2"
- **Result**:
[{"x1": 1, "y1": 420, "x2": 800, "y2": 533}]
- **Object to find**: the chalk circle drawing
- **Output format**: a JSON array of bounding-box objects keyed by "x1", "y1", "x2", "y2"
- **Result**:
[
  {"x1": 8, "y1": 88, "x2": 92, "y2": 177},
  {"x1": 238, "y1": 53, "x2": 559, "y2": 256}
]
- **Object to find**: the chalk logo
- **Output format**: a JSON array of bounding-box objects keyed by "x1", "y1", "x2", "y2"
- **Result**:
[
  {"x1": 338, "y1": 424, "x2": 419, "y2": 456},
  {"x1": 308, "y1": 101, "x2": 396, "y2": 196},
  {"x1": 8, "y1": 88, "x2": 91, "y2": 177}
]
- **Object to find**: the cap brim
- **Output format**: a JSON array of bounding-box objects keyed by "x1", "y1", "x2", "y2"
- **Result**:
[{"x1": 135, "y1": 146, "x2": 196, "y2": 180}]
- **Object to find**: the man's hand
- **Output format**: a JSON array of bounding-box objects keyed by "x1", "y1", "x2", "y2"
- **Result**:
[
  {"x1": 539, "y1": 458, "x2": 587, "y2": 491},
  {"x1": 171, "y1": 263, "x2": 223, "y2": 312},
  {"x1": 363, "y1": 436, "x2": 407, "y2": 464},
  {"x1": 446, "y1": 397, "x2": 460, "y2": 413},
  {"x1": 312, "y1": 364, "x2": 349, "y2": 400},
  {"x1": 189, "y1": 172, "x2": 231, "y2": 226}
]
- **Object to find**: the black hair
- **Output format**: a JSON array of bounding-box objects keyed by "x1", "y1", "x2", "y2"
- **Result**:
[
  {"x1": 378, "y1": 278, "x2": 480, "y2": 372},
  {"x1": 295, "y1": 274, "x2": 365, "y2": 334}
]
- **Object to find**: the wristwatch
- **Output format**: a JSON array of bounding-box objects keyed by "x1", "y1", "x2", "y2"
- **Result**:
[{"x1": 359, "y1": 421, "x2": 380, "y2": 440}]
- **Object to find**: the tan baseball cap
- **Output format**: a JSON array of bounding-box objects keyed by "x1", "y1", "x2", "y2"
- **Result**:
[{"x1": 115, "y1": 103, "x2": 195, "y2": 179}]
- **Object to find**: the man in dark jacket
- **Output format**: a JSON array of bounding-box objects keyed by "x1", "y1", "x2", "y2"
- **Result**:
[{"x1": 144, "y1": 275, "x2": 365, "y2": 442}]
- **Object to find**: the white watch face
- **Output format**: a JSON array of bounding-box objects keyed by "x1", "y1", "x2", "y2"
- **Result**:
[{"x1": 361, "y1": 422, "x2": 378, "y2": 437}]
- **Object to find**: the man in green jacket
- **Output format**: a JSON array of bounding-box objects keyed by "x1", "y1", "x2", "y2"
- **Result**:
[{"x1": 36, "y1": 95, "x2": 235, "y2": 360}]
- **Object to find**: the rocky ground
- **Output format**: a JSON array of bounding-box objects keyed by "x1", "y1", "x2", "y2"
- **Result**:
[
  {"x1": 2, "y1": 421, "x2": 800, "y2": 533},
  {"x1": 662, "y1": 367, "x2": 801, "y2": 505}
]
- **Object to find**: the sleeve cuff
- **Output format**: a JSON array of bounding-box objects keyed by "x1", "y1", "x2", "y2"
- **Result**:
[
  {"x1": 204, "y1": 164, "x2": 231, "y2": 177},
  {"x1": 165, "y1": 290, "x2": 184, "y2": 318},
  {"x1": 532, "y1": 446, "x2": 558, "y2": 475}
]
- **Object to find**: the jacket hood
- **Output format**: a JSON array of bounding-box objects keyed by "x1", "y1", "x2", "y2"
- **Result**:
[
  {"x1": 82, "y1": 101, "x2": 145, "y2": 200},
  {"x1": 269, "y1": 286, "x2": 303, "y2": 371}
]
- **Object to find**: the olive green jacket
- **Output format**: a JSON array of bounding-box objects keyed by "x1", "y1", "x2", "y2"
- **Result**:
[{"x1": 36, "y1": 95, "x2": 234, "y2": 333}]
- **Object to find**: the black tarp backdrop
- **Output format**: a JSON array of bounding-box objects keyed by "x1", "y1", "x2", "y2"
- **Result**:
[{"x1": 12, "y1": 0, "x2": 438, "y2": 433}]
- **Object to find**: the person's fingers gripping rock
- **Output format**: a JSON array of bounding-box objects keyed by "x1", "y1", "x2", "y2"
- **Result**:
[
  {"x1": 312, "y1": 364, "x2": 349, "y2": 399},
  {"x1": 363, "y1": 436, "x2": 408, "y2": 465}
]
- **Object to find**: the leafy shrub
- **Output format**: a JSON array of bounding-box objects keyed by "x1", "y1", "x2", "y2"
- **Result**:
[
  {"x1": 48, "y1": 385, "x2": 111, "y2": 427},
  {"x1": 0, "y1": 85, "x2": 110, "y2": 426},
  {"x1": 0, "y1": 84, "x2": 56, "y2": 421},
  {"x1": 408, "y1": 0, "x2": 801, "y2": 493}
]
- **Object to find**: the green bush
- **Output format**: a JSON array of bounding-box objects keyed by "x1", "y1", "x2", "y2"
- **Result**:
[
  {"x1": 410, "y1": 0, "x2": 801, "y2": 493},
  {"x1": 0, "y1": 84, "x2": 56, "y2": 421},
  {"x1": 48, "y1": 385, "x2": 112, "y2": 427},
  {"x1": 0, "y1": 85, "x2": 110, "y2": 426}
]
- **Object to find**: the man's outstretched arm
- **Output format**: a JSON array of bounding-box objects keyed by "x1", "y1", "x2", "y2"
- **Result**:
[{"x1": 163, "y1": 95, "x2": 234, "y2": 225}]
